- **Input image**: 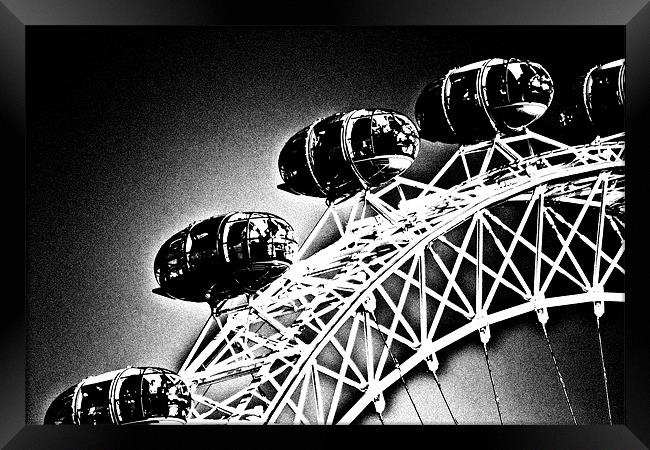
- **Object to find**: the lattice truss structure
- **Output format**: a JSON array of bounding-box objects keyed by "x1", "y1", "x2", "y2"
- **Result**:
[{"x1": 178, "y1": 130, "x2": 625, "y2": 424}]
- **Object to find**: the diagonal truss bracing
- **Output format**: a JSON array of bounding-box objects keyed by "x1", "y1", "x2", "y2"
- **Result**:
[{"x1": 179, "y1": 132, "x2": 625, "y2": 424}]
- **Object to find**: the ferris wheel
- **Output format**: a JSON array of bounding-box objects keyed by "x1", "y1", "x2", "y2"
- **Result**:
[{"x1": 44, "y1": 58, "x2": 625, "y2": 426}]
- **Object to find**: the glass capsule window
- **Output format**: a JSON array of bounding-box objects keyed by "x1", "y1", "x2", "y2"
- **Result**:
[
  {"x1": 309, "y1": 114, "x2": 358, "y2": 196},
  {"x1": 448, "y1": 70, "x2": 480, "y2": 107},
  {"x1": 584, "y1": 61, "x2": 624, "y2": 135},
  {"x1": 446, "y1": 68, "x2": 496, "y2": 139},
  {"x1": 485, "y1": 60, "x2": 553, "y2": 108},
  {"x1": 113, "y1": 368, "x2": 191, "y2": 424},
  {"x1": 278, "y1": 129, "x2": 307, "y2": 182},
  {"x1": 44, "y1": 385, "x2": 77, "y2": 424},
  {"x1": 370, "y1": 112, "x2": 419, "y2": 158},
  {"x1": 223, "y1": 213, "x2": 297, "y2": 266},
  {"x1": 224, "y1": 214, "x2": 297, "y2": 266},
  {"x1": 268, "y1": 217, "x2": 296, "y2": 262},
  {"x1": 114, "y1": 368, "x2": 145, "y2": 424},
  {"x1": 141, "y1": 368, "x2": 191, "y2": 421},
  {"x1": 246, "y1": 215, "x2": 296, "y2": 264},
  {"x1": 225, "y1": 219, "x2": 249, "y2": 264},
  {"x1": 142, "y1": 371, "x2": 171, "y2": 419},
  {"x1": 349, "y1": 111, "x2": 419, "y2": 160},
  {"x1": 349, "y1": 115, "x2": 373, "y2": 159},
  {"x1": 278, "y1": 127, "x2": 323, "y2": 197},
  {"x1": 347, "y1": 110, "x2": 419, "y2": 186},
  {"x1": 154, "y1": 230, "x2": 189, "y2": 286},
  {"x1": 247, "y1": 218, "x2": 266, "y2": 261},
  {"x1": 76, "y1": 378, "x2": 113, "y2": 424},
  {"x1": 587, "y1": 64, "x2": 623, "y2": 108},
  {"x1": 187, "y1": 217, "x2": 221, "y2": 271},
  {"x1": 414, "y1": 77, "x2": 466, "y2": 143}
]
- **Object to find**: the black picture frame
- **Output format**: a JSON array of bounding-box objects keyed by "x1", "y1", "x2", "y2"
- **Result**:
[{"x1": 4, "y1": 0, "x2": 648, "y2": 448}]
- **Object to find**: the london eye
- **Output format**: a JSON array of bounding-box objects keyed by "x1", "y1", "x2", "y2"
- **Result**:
[{"x1": 33, "y1": 28, "x2": 625, "y2": 427}]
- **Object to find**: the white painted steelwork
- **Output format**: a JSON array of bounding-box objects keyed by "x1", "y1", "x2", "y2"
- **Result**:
[{"x1": 180, "y1": 130, "x2": 624, "y2": 424}]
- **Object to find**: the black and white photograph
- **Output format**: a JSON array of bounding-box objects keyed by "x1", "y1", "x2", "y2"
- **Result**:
[
  {"x1": 28, "y1": 25, "x2": 626, "y2": 425},
  {"x1": 5, "y1": 0, "x2": 650, "y2": 448}
]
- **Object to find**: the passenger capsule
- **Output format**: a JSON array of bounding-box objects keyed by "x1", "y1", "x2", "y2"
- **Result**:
[
  {"x1": 278, "y1": 109, "x2": 420, "y2": 202},
  {"x1": 583, "y1": 59, "x2": 624, "y2": 136},
  {"x1": 44, "y1": 367, "x2": 191, "y2": 425},
  {"x1": 153, "y1": 212, "x2": 297, "y2": 303},
  {"x1": 415, "y1": 58, "x2": 554, "y2": 144}
]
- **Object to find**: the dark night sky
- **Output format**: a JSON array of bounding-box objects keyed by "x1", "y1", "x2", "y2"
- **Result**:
[{"x1": 26, "y1": 26, "x2": 624, "y2": 424}]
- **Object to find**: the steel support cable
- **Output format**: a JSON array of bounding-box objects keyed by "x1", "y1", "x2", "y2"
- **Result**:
[
  {"x1": 596, "y1": 316, "x2": 613, "y2": 425},
  {"x1": 431, "y1": 370, "x2": 458, "y2": 424},
  {"x1": 369, "y1": 310, "x2": 424, "y2": 425},
  {"x1": 540, "y1": 323, "x2": 577, "y2": 424},
  {"x1": 482, "y1": 342, "x2": 504, "y2": 424}
]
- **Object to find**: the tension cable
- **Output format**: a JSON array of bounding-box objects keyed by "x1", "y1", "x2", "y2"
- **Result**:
[
  {"x1": 540, "y1": 321, "x2": 577, "y2": 424},
  {"x1": 433, "y1": 370, "x2": 458, "y2": 424},
  {"x1": 481, "y1": 339, "x2": 503, "y2": 425},
  {"x1": 426, "y1": 354, "x2": 458, "y2": 424},
  {"x1": 596, "y1": 315, "x2": 613, "y2": 424},
  {"x1": 370, "y1": 310, "x2": 424, "y2": 425}
]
